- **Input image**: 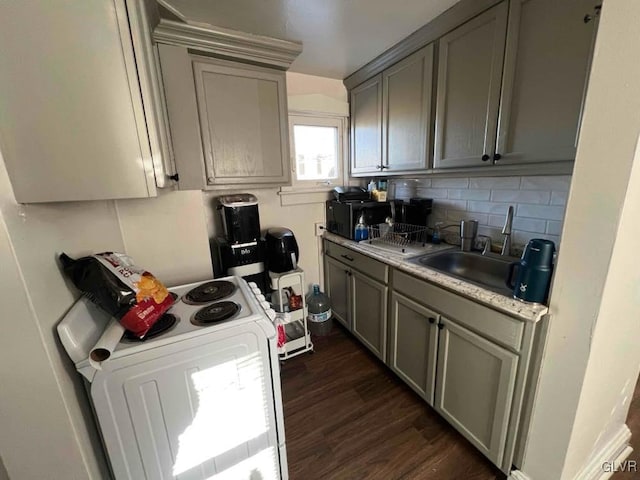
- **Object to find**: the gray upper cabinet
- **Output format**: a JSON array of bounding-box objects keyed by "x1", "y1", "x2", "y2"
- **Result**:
[
  {"x1": 0, "y1": 0, "x2": 163, "y2": 203},
  {"x1": 434, "y1": 2, "x2": 509, "y2": 169},
  {"x1": 159, "y1": 45, "x2": 291, "y2": 189},
  {"x1": 350, "y1": 75, "x2": 383, "y2": 175},
  {"x1": 495, "y1": 0, "x2": 597, "y2": 164},
  {"x1": 435, "y1": 316, "x2": 518, "y2": 467},
  {"x1": 388, "y1": 292, "x2": 439, "y2": 405},
  {"x1": 383, "y1": 45, "x2": 434, "y2": 173}
]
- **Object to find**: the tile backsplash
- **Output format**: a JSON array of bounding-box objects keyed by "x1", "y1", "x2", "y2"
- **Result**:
[{"x1": 391, "y1": 175, "x2": 570, "y2": 251}]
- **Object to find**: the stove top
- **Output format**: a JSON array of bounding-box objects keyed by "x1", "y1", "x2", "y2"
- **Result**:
[
  {"x1": 182, "y1": 280, "x2": 236, "y2": 305},
  {"x1": 57, "y1": 276, "x2": 271, "y2": 368},
  {"x1": 123, "y1": 313, "x2": 179, "y2": 342},
  {"x1": 192, "y1": 301, "x2": 241, "y2": 325}
]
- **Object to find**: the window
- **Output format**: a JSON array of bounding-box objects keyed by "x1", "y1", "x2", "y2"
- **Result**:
[{"x1": 287, "y1": 113, "x2": 346, "y2": 189}]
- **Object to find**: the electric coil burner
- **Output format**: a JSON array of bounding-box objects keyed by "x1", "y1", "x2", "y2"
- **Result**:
[
  {"x1": 182, "y1": 280, "x2": 236, "y2": 305},
  {"x1": 123, "y1": 313, "x2": 178, "y2": 342},
  {"x1": 192, "y1": 301, "x2": 240, "y2": 325}
]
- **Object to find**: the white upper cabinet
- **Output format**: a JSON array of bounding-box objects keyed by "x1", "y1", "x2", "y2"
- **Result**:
[
  {"x1": 383, "y1": 45, "x2": 434, "y2": 173},
  {"x1": 434, "y1": 2, "x2": 509, "y2": 169},
  {"x1": 0, "y1": 0, "x2": 169, "y2": 203},
  {"x1": 495, "y1": 0, "x2": 597, "y2": 164},
  {"x1": 153, "y1": 20, "x2": 301, "y2": 190}
]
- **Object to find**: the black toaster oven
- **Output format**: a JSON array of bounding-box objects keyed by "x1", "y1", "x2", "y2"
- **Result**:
[{"x1": 325, "y1": 200, "x2": 392, "y2": 240}]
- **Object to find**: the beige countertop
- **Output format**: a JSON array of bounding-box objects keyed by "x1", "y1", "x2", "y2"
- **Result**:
[{"x1": 323, "y1": 232, "x2": 548, "y2": 323}]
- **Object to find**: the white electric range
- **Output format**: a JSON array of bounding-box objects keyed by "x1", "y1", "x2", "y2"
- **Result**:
[{"x1": 58, "y1": 276, "x2": 287, "y2": 480}]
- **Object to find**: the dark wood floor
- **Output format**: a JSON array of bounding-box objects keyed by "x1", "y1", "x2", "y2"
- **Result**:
[
  {"x1": 280, "y1": 324, "x2": 505, "y2": 480},
  {"x1": 281, "y1": 325, "x2": 640, "y2": 480}
]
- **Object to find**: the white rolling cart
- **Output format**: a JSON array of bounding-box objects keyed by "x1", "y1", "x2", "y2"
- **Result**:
[{"x1": 269, "y1": 268, "x2": 313, "y2": 359}]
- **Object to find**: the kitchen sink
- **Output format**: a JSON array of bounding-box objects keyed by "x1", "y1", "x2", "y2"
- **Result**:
[{"x1": 409, "y1": 250, "x2": 516, "y2": 296}]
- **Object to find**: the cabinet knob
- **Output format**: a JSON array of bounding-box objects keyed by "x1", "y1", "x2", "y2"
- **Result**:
[
  {"x1": 380, "y1": 165, "x2": 389, "y2": 170},
  {"x1": 493, "y1": 153, "x2": 502, "y2": 161},
  {"x1": 376, "y1": 165, "x2": 383, "y2": 170},
  {"x1": 481, "y1": 154, "x2": 490, "y2": 162},
  {"x1": 168, "y1": 173, "x2": 179, "y2": 182},
  {"x1": 437, "y1": 323, "x2": 444, "y2": 330},
  {"x1": 428, "y1": 317, "x2": 436, "y2": 324}
]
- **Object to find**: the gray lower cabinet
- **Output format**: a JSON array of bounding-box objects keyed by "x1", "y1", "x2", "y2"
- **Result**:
[
  {"x1": 388, "y1": 292, "x2": 439, "y2": 405},
  {"x1": 325, "y1": 256, "x2": 351, "y2": 330},
  {"x1": 351, "y1": 270, "x2": 387, "y2": 360},
  {"x1": 434, "y1": 317, "x2": 518, "y2": 467}
]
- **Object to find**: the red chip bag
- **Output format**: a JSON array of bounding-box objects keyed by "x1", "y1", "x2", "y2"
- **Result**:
[{"x1": 60, "y1": 252, "x2": 174, "y2": 338}]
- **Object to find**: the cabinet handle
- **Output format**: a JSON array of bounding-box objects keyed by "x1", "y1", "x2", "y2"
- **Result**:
[
  {"x1": 481, "y1": 154, "x2": 490, "y2": 162},
  {"x1": 493, "y1": 153, "x2": 502, "y2": 161},
  {"x1": 341, "y1": 254, "x2": 354, "y2": 262},
  {"x1": 428, "y1": 317, "x2": 436, "y2": 324}
]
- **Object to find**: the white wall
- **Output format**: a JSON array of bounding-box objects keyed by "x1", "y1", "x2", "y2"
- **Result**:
[
  {"x1": 518, "y1": 1, "x2": 640, "y2": 478},
  {"x1": 393, "y1": 175, "x2": 570, "y2": 251},
  {"x1": 0, "y1": 148, "x2": 212, "y2": 479}
]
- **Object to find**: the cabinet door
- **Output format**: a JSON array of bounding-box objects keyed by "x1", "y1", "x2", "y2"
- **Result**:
[
  {"x1": 435, "y1": 317, "x2": 518, "y2": 466},
  {"x1": 0, "y1": 0, "x2": 156, "y2": 202},
  {"x1": 383, "y1": 44, "x2": 434, "y2": 173},
  {"x1": 495, "y1": 0, "x2": 597, "y2": 164},
  {"x1": 350, "y1": 75, "x2": 383, "y2": 175},
  {"x1": 388, "y1": 293, "x2": 439, "y2": 405},
  {"x1": 434, "y1": 2, "x2": 508, "y2": 169},
  {"x1": 351, "y1": 270, "x2": 387, "y2": 360},
  {"x1": 324, "y1": 256, "x2": 351, "y2": 330},
  {"x1": 192, "y1": 57, "x2": 290, "y2": 186}
]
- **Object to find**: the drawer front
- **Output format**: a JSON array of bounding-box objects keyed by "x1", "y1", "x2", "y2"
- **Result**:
[
  {"x1": 392, "y1": 269, "x2": 524, "y2": 352},
  {"x1": 324, "y1": 240, "x2": 388, "y2": 284}
]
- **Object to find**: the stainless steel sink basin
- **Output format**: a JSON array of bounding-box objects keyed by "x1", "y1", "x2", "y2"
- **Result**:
[{"x1": 410, "y1": 250, "x2": 516, "y2": 296}]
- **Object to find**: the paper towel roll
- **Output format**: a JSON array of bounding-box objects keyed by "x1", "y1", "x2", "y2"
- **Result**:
[{"x1": 89, "y1": 318, "x2": 125, "y2": 370}]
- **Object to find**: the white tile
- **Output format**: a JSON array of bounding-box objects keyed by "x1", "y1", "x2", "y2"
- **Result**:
[
  {"x1": 477, "y1": 226, "x2": 503, "y2": 242},
  {"x1": 512, "y1": 217, "x2": 547, "y2": 233},
  {"x1": 433, "y1": 199, "x2": 467, "y2": 211},
  {"x1": 488, "y1": 214, "x2": 506, "y2": 228},
  {"x1": 546, "y1": 220, "x2": 563, "y2": 235},
  {"x1": 513, "y1": 231, "x2": 560, "y2": 248},
  {"x1": 467, "y1": 201, "x2": 512, "y2": 215},
  {"x1": 550, "y1": 191, "x2": 569, "y2": 206},
  {"x1": 491, "y1": 189, "x2": 551, "y2": 204},
  {"x1": 431, "y1": 177, "x2": 470, "y2": 188},
  {"x1": 416, "y1": 187, "x2": 448, "y2": 199},
  {"x1": 446, "y1": 210, "x2": 488, "y2": 224},
  {"x1": 520, "y1": 175, "x2": 572, "y2": 191},
  {"x1": 469, "y1": 176, "x2": 521, "y2": 189},
  {"x1": 448, "y1": 189, "x2": 491, "y2": 200},
  {"x1": 517, "y1": 204, "x2": 566, "y2": 221},
  {"x1": 413, "y1": 178, "x2": 432, "y2": 188}
]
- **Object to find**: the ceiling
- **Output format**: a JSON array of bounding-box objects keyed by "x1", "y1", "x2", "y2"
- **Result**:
[{"x1": 162, "y1": 0, "x2": 460, "y2": 79}]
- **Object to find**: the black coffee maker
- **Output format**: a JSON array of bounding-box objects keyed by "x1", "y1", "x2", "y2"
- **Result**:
[{"x1": 211, "y1": 194, "x2": 267, "y2": 291}]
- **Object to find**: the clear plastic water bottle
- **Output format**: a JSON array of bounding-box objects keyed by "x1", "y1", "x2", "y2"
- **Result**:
[{"x1": 306, "y1": 284, "x2": 332, "y2": 336}]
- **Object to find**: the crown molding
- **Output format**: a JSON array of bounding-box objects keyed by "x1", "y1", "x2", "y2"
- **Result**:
[{"x1": 153, "y1": 18, "x2": 302, "y2": 70}]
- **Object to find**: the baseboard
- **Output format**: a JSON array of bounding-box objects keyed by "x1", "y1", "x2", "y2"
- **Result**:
[
  {"x1": 576, "y1": 424, "x2": 633, "y2": 480},
  {"x1": 508, "y1": 470, "x2": 532, "y2": 480},
  {"x1": 508, "y1": 424, "x2": 632, "y2": 480}
]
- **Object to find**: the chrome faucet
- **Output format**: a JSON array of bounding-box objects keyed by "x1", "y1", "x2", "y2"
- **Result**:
[{"x1": 501, "y1": 206, "x2": 514, "y2": 256}]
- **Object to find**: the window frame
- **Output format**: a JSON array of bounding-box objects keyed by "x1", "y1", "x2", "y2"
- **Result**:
[{"x1": 285, "y1": 111, "x2": 348, "y2": 191}]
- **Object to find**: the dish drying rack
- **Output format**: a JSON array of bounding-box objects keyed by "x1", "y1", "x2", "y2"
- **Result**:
[{"x1": 364, "y1": 223, "x2": 429, "y2": 254}]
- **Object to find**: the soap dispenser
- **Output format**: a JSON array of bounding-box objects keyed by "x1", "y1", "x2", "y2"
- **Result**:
[{"x1": 354, "y1": 213, "x2": 368, "y2": 241}]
